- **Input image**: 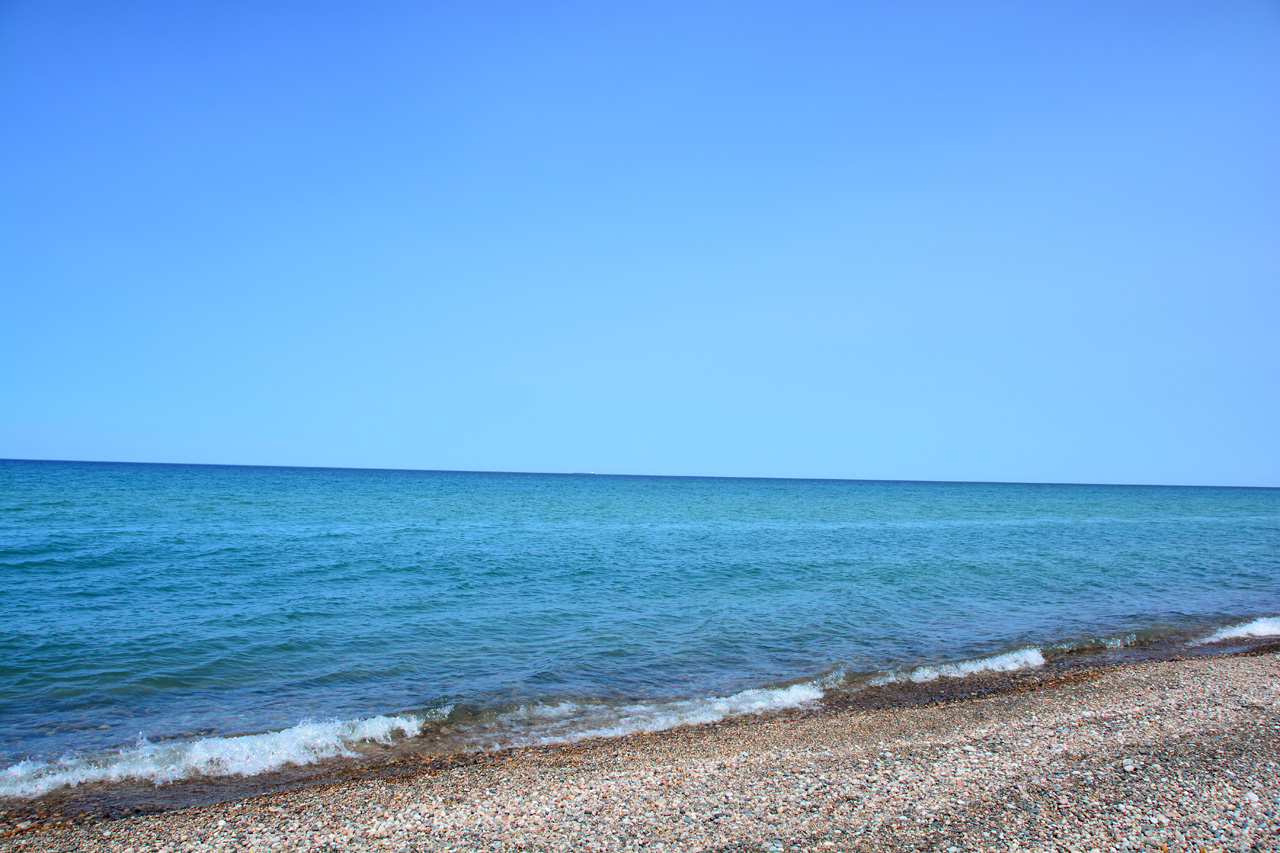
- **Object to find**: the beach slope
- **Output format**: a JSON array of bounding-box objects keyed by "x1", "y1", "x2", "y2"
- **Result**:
[{"x1": 5, "y1": 651, "x2": 1278, "y2": 852}]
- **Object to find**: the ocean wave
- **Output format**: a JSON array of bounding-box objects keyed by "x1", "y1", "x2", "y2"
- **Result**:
[
  {"x1": 0, "y1": 681, "x2": 830, "y2": 799},
  {"x1": 868, "y1": 647, "x2": 1046, "y2": 686},
  {"x1": 472, "y1": 681, "x2": 826, "y2": 750},
  {"x1": 1044, "y1": 632, "x2": 1138, "y2": 655},
  {"x1": 14, "y1": 620, "x2": 1265, "y2": 800},
  {"x1": 1194, "y1": 616, "x2": 1280, "y2": 645},
  {"x1": 0, "y1": 713, "x2": 429, "y2": 800}
]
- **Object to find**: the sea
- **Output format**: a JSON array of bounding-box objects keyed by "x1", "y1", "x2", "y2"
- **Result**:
[{"x1": 1, "y1": 459, "x2": 1277, "y2": 803}]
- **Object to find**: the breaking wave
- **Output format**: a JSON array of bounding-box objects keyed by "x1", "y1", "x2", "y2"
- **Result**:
[
  {"x1": 868, "y1": 647, "x2": 1046, "y2": 686},
  {"x1": 1048, "y1": 633, "x2": 1137, "y2": 653},
  {"x1": 8, "y1": 619, "x2": 1269, "y2": 800},
  {"x1": 0, "y1": 713, "x2": 429, "y2": 800},
  {"x1": 1195, "y1": 616, "x2": 1280, "y2": 645},
  {"x1": 470, "y1": 681, "x2": 827, "y2": 750},
  {"x1": 0, "y1": 681, "x2": 831, "y2": 799}
]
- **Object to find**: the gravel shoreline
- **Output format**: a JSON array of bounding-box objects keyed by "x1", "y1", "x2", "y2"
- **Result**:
[{"x1": 4, "y1": 650, "x2": 1278, "y2": 852}]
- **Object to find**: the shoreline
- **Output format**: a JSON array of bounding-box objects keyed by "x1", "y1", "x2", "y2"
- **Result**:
[
  {"x1": 3, "y1": 627, "x2": 1271, "y2": 816},
  {"x1": 4, "y1": 643, "x2": 1277, "y2": 851}
]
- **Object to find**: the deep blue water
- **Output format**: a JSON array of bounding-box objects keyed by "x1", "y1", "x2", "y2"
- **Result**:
[{"x1": 1, "y1": 459, "x2": 1277, "y2": 796}]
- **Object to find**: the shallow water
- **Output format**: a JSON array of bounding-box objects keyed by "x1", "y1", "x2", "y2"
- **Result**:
[{"x1": 2, "y1": 460, "x2": 1277, "y2": 797}]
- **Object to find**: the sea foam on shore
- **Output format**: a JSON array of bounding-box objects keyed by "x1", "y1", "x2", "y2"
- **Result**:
[
  {"x1": 0, "y1": 647, "x2": 1033, "y2": 799},
  {"x1": 867, "y1": 647, "x2": 1046, "y2": 685},
  {"x1": 6, "y1": 650, "x2": 1277, "y2": 852},
  {"x1": 0, "y1": 714, "x2": 428, "y2": 800},
  {"x1": 5, "y1": 618, "x2": 1277, "y2": 801},
  {"x1": 1195, "y1": 615, "x2": 1280, "y2": 644}
]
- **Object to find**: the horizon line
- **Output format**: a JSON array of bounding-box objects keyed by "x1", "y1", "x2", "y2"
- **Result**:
[{"x1": 2, "y1": 457, "x2": 1275, "y2": 491}]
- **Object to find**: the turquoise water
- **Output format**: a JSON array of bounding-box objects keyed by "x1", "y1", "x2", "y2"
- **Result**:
[{"x1": 1, "y1": 460, "x2": 1278, "y2": 797}]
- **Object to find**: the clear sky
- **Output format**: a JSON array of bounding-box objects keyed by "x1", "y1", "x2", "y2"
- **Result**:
[{"x1": 2, "y1": 1, "x2": 1277, "y2": 486}]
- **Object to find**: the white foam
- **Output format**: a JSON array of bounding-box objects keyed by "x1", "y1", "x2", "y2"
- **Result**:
[
  {"x1": 468, "y1": 681, "x2": 826, "y2": 750},
  {"x1": 1195, "y1": 617, "x2": 1280, "y2": 645},
  {"x1": 0, "y1": 713, "x2": 429, "y2": 800},
  {"x1": 0, "y1": 680, "x2": 828, "y2": 799},
  {"x1": 870, "y1": 647, "x2": 1046, "y2": 686}
]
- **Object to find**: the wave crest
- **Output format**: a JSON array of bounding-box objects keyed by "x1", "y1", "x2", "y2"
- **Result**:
[
  {"x1": 0, "y1": 713, "x2": 428, "y2": 800},
  {"x1": 464, "y1": 681, "x2": 826, "y2": 751},
  {"x1": 0, "y1": 682, "x2": 829, "y2": 799},
  {"x1": 869, "y1": 647, "x2": 1046, "y2": 686},
  {"x1": 1196, "y1": 616, "x2": 1280, "y2": 645}
]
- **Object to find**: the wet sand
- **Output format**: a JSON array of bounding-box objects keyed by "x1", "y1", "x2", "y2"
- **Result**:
[{"x1": 3, "y1": 645, "x2": 1278, "y2": 852}]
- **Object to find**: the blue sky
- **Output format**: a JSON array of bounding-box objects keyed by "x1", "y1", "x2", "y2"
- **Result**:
[{"x1": 2, "y1": 1, "x2": 1277, "y2": 485}]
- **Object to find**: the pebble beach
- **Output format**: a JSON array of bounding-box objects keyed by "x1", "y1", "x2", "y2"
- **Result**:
[{"x1": 4, "y1": 648, "x2": 1277, "y2": 853}]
